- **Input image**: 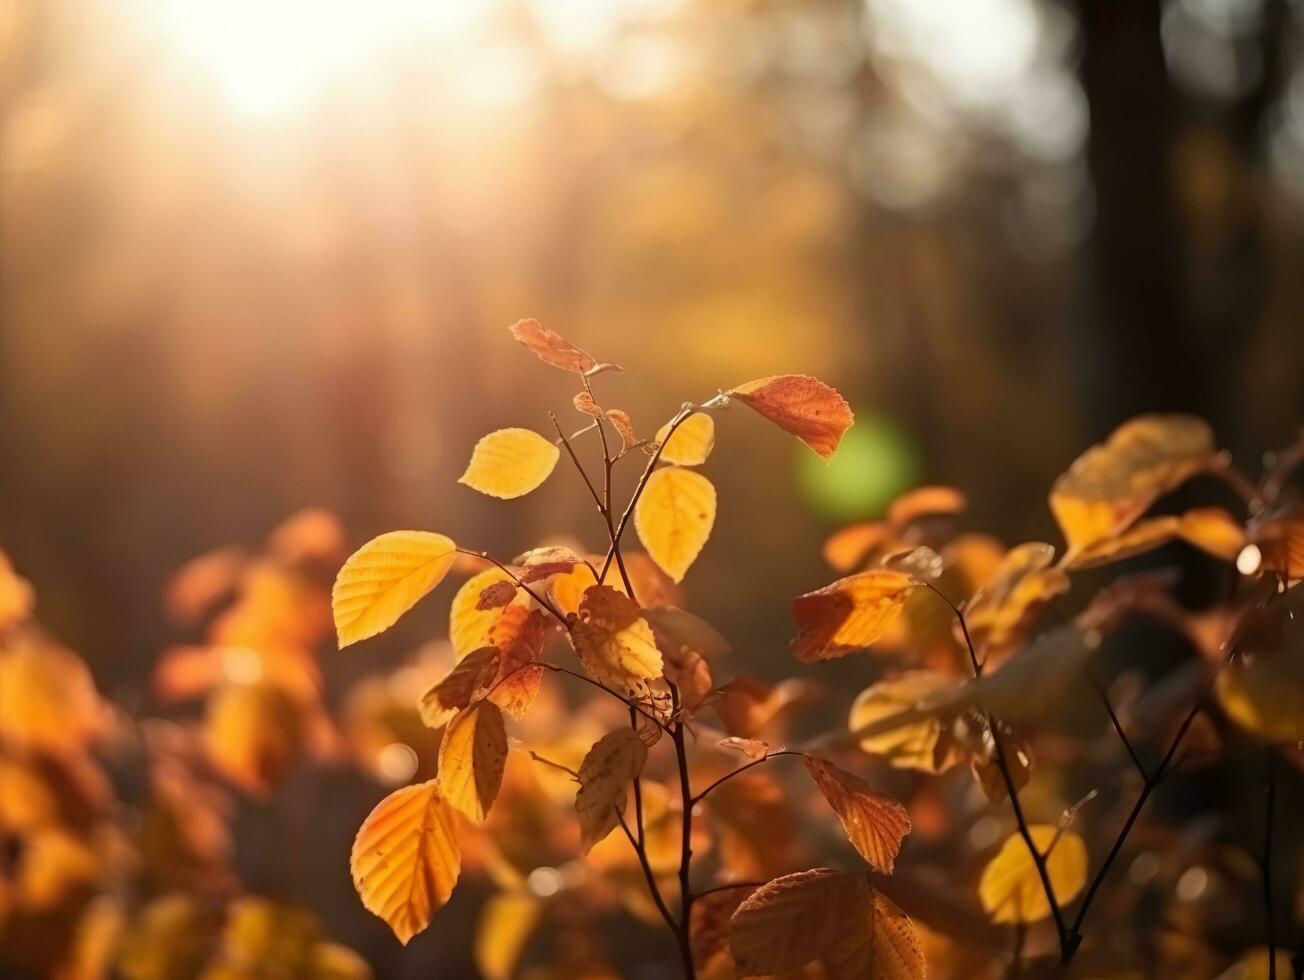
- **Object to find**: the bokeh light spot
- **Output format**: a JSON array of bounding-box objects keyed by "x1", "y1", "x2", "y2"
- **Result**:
[{"x1": 796, "y1": 411, "x2": 920, "y2": 521}]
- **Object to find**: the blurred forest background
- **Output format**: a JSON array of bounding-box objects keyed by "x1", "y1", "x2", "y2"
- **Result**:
[{"x1": 1, "y1": 0, "x2": 1303, "y2": 975}]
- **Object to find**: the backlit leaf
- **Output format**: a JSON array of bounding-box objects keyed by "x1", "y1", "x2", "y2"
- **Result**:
[
  {"x1": 419, "y1": 647, "x2": 500, "y2": 729},
  {"x1": 333, "y1": 531, "x2": 456, "y2": 648},
  {"x1": 802, "y1": 756, "x2": 911, "y2": 873},
  {"x1": 575, "y1": 728, "x2": 648, "y2": 853},
  {"x1": 886, "y1": 485, "x2": 967, "y2": 527},
  {"x1": 459, "y1": 428, "x2": 560, "y2": 500},
  {"x1": 0, "y1": 639, "x2": 105, "y2": 755},
  {"x1": 569, "y1": 585, "x2": 663, "y2": 693},
  {"x1": 822, "y1": 891, "x2": 925, "y2": 980},
  {"x1": 821, "y1": 521, "x2": 889, "y2": 573},
  {"x1": 656, "y1": 413, "x2": 715, "y2": 466},
  {"x1": 450, "y1": 567, "x2": 517, "y2": 656},
  {"x1": 728, "y1": 868, "x2": 872, "y2": 976},
  {"x1": 438, "y1": 701, "x2": 508, "y2": 821},
  {"x1": 848, "y1": 672, "x2": 967, "y2": 773},
  {"x1": 1050, "y1": 414, "x2": 1215, "y2": 555},
  {"x1": 350, "y1": 780, "x2": 461, "y2": 944},
  {"x1": 485, "y1": 605, "x2": 547, "y2": 721},
  {"x1": 978, "y1": 825, "x2": 1087, "y2": 924},
  {"x1": 730, "y1": 374, "x2": 854, "y2": 460},
  {"x1": 508, "y1": 318, "x2": 596, "y2": 374},
  {"x1": 790, "y1": 570, "x2": 918, "y2": 661},
  {"x1": 1215, "y1": 593, "x2": 1304, "y2": 741},
  {"x1": 634, "y1": 467, "x2": 716, "y2": 583}
]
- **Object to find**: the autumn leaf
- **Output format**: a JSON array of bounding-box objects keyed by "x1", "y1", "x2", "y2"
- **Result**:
[
  {"x1": 605, "y1": 409, "x2": 639, "y2": 450},
  {"x1": 459, "y1": 428, "x2": 560, "y2": 499},
  {"x1": 0, "y1": 639, "x2": 105, "y2": 755},
  {"x1": 823, "y1": 891, "x2": 925, "y2": 980},
  {"x1": 474, "y1": 892, "x2": 539, "y2": 980},
  {"x1": 438, "y1": 701, "x2": 509, "y2": 821},
  {"x1": 730, "y1": 374, "x2": 854, "y2": 460},
  {"x1": 450, "y1": 567, "x2": 517, "y2": 655},
  {"x1": 476, "y1": 580, "x2": 517, "y2": 610},
  {"x1": 0, "y1": 549, "x2": 35, "y2": 631},
  {"x1": 508, "y1": 318, "x2": 596, "y2": 374},
  {"x1": 514, "y1": 545, "x2": 585, "y2": 582},
  {"x1": 802, "y1": 756, "x2": 911, "y2": 873},
  {"x1": 575, "y1": 728, "x2": 648, "y2": 853},
  {"x1": 712, "y1": 676, "x2": 811, "y2": 739},
  {"x1": 963, "y1": 542, "x2": 1069, "y2": 655},
  {"x1": 1214, "y1": 591, "x2": 1304, "y2": 741},
  {"x1": 821, "y1": 522, "x2": 889, "y2": 573},
  {"x1": 790, "y1": 569, "x2": 918, "y2": 661},
  {"x1": 419, "y1": 647, "x2": 500, "y2": 729},
  {"x1": 978, "y1": 825, "x2": 1087, "y2": 924},
  {"x1": 1250, "y1": 506, "x2": 1304, "y2": 584},
  {"x1": 569, "y1": 585, "x2": 663, "y2": 693},
  {"x1": 656, "y1": 413, "x2": 715, "y2": 466},
  {"x1": 634, "y1": 466, "x2": 717, "y2": 583},
  {"x1": 486, "y1": 605, "x2": 548, "y2": 721},
  {"x1": 351, "y1": 779, "x2": 461, "y2": 944},
  {"x1": 886, "y1": 485, "x2": 967, "y2": 527},
  {"x1": 1050, "y1": 414, "x2": 1215, "y2": 555},
  {"x1": 848, "y1": 672, "x2": 967, "y2": 773},
  {"x1": 333, "y1": 531, "x2": 457, "y2": 648},
  {"x1": 205, "y1": 683, "x2": 304, "y2": 797}
]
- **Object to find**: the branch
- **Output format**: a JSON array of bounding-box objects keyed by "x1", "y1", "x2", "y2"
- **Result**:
[
  {"x1": 690, "y1": 750, "x2": 801, "y2": 808},
  {"x1": 454, "y1": 549, "x2": 569, "y2": 629},
  {"x1": 1088, "y1": 670, "x2": 1147, "y2": 781},
  {"x1": 617, "y1": 812, "x2": 680, "y2": 937},
  {"x1": 537, "y1": 662, "x2": 671, "y2": 735}
]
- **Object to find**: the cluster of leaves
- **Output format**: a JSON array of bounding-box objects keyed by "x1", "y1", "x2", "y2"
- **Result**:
[{"x1": 0, "y1": 513, "x2": 373, "y2": 978}]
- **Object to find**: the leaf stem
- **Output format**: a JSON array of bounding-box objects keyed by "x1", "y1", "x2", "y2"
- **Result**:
[
  {"x1": 689, "y1": 750, "x2": 802, "y2": 808},
  {"x1": 454, "y1": 549, "x2": 568, "y2": 629}
]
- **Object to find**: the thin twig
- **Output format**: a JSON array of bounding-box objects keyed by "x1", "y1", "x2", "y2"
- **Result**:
[
  {"x1": 1088, "y1": 670, "x2": 1147, "y2": 781},
  {"x1": 454, "y1": 549, "x2": 568, "y2": 629},
  {"x1": 692, "y1": 880, "x2": 765, "y2": 901},
  {"x1": 689, "y1": 751, "x2": 802, "y2": 807},
  {"x1": 537, "y1": 662, "x2": 671, "y2": 734},
  {"x1": 1265, "y1": 749, "x2": 1278, "y2": 980},
  {"x1": 550, "y1": 412, "x2": 605, "y2": 514},
  {"x1": 617, "y1": 812, "x2": 680, "y2": 937}
]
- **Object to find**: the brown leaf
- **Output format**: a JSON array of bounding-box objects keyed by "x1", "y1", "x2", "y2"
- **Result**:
[
  {"x1": 605, "y1": 409, "x2": 640, "y2": 450},
  {"x1": 690, "y1": 886, "x2": 755, "y2": 971},
  {"x1": 575, "y1": 728, "x2": 648, "y2": 852},
  {"x1": 719, "y1": 736, "x2": 769, "y2": 760},
  {"x1": 418, "y1": 646, "x2": 500, "y2": 729},
  {"x1": 1050, "y1": 414, "x2": 1215, "y2": 555},
  {"x1": 731, "y1": 374, "x2": 854, "y2": 460},
  {"x1": 476, "y1": 580, "x2": 518, "y2": 610},
  {"x1": 729, "y1": 868, "x2": 872, "y2": 976},
  {"x1": 803, "y1": 756, "x2": 911, "y2": 873},
  {"x1": 508, "y1": 318, "x2": 596, "y2": 374},
  {"x1": 569, "y1": 585, "x2": 663, "y2": 693},
  {"x1": 513, "y1": 545, "x2": 585, "y2": 583},
  {"x1": 712, "y1": 677, "x2": 811, "y2": 739},
  {"x1": 573, "y1": 391, "x2": 602, "y2": 416},
  {"x1": 791, "y1": 570, "x2": 918, "y2": 661}
]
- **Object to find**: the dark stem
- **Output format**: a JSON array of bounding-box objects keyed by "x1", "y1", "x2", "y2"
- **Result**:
[
  {"x1": 454, "y1": 549, "x2": 568, "y2": 628},
  {"x1": 617, "y1": 813, "x2": 680, "y2": 941},
  {"x1": 1265, "y1": 749, "x2": 1278, "y2": 980},
  {"x1": 1088, "y1": 670, "x2": 1147, "y2": 780},
  {"x1": 689, "y1": 751, "x2": 802, "y2": 807},
  {"x1": 536, "y1": 662, "x2": 670, "y2": 734}
]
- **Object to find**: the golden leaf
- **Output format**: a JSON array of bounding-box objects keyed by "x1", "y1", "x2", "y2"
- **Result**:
[
  {"x1": 438, "y1": 701, "x2": 508, "y2": 822},
  {"x1": 0, "y1": 639, "x2": 104, "y2": 755},
  {"x1": 802, "y1": 756, "x2": 911, "y2": 873},
  {"x1": 1050, "y1": 414, "x2": 1215, "y2": 555},
  {"x1": 333, "y1": 531, "x2": 457, "y2": 648},
  {"x1": 450, "y1": 567, "x2": 516, "y2": 656},
  {"x1": 474, "y1": 892, "x2": 539, "y2": 980},
  {"x1": 848, "y1": 672, "x2": 967, "y2": 773},
  {"x1": 964, "y1": 543, "x2": 1069, "y2": 654},
  {"x1": 569, "y1": 585, "x2": 663, "y2": 693},
  {"x1": 978, "y1": 826, "x2": 1087, "y2": 924},
  {"x1": 419, "y1": 647, "x2": 500, "y2": 729},
  {"x1": 730, "y1": 374, "x2": 854, "y2": 460},
  {"x1": 1175, "y1": 507, "x2": 1245, "y2": 561},
  {"x1": 634, "y1": 467, "x2": 717, "y2": 583},
  {"x1": 790, "y1": 570, "x2": 918, "y2": 662},
  {"x1": 459, "y1": 428, "x2": 560, "y2": 500},
  {"x1": 204, "y1": 683, "x2": 304, "y2": 797},
  {"x1": 350, "y1": 779, "x2": 461, "y2": 944},
  {"x1": 575, "y1": 728, "x2": 648, "y2": 853},
  {"x1": 656, "y1": 413, "x2": 716, "y2": 466},
  {"x1": 508, "y1": 318, "x2": 596, "y2": 374}
]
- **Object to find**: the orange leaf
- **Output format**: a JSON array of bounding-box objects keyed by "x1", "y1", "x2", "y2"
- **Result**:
[
  {"x1": 790, "y1": 570, "x2": 917, "y2": 662},
  {"x1": 204, "y1": 683, "x2": 303, "y2": 797},
  {"x1": 0, "y1": 639, "x2": 105, "y2": 755},
  {"x1": 486, "y1": 606, "x2": 547, "y2": 721},
  {"x1": 605, "y1": 409, "x2": 640, "y2": 450},
  {"x1": 418, "y1": 647, "x2": 500, "y2": 729},
  {"x1": 350, "y1": 780, "x2": 461, "y2": 944},
  {"x1": 821, "y1": 522, "x2": 889, "y2": 573},
  {"x1": 802, "y1": 756, "x2": 911, "y2": 873},
  {"x1": 575, "y1": 729, "x2": 648, "y2": 853},
  {"x1": 886, "y1": 485, "x2": 967, "y2": 527},
  {"x1": 728, "y1": 868, "x2": 872, "y2": 976},
  {"x1": 731, "y1": 375, "x2": 854, "y2": 460},
  {"x1": 507, "y1": 318, "x2": 596, "y2": 374},
  {"x1": 963, "y1": 543, "x2": 1069, "y2": 654},
  {"x1": 437, "y1": 702, "x2": 508, "y2": 821}
]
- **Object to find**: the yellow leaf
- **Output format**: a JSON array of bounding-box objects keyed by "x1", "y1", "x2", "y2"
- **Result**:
[
  {"x1": 116, "y1": 894, "x2": 214, "y2": 980},
  {"x1": 350, "y1": 779, "x2": 461, "y2": 944},
  {"x1": 508, "y1": 318, "x2": 596, "y2": 374},
  {"x1": 790, "y1": 570, "x2": 917, "y2": 662},
  {"x1": 978, "y1": 826, "x2": 1087, "y2": 924},
  {"x1": 1215, "y1": 651, "x2": 1304, "y2": 742},
  {"x1": 458, "y1": 428, "x2": 560, "y2": 500},
  {"x1": 0, "y1": 549, "x2": 35, "y2": 631},
  {"x1": 0, "y1": 639, "x2": 104, "y2": 755},
  {"x1": 204, "y1": 683, "x2": 304, "y2": 797},
  {"x1": 730, "y1": 375, "x2": 854, "y2": 460},
  {"x1": 16, "y1": 827, "x2": 102, "y2": 910},
  {"x1": 474, "y1": 892, "x2": 539, "y2": 980},
  {"x1": 311, "y1": 941, "x2": 374, "y2": 980},
  {"x1": 964, "y1": 543, "x2": 1070, "y2": 653},
  {"x1": 450, "y1": 567, "x2": 516, "y2": 656},
  {"x1": 219, "y1": 897, "x2": 321, "y2": 973},
  {"x1": 549, "y1": 561, "x2": 625, "y2": 616},
  {"x1": 634, "y1": 467, "x2": 716, "y2": 583},
  {"x1": 333, "y1": 531, "x2": 456, "y2": 648},
  {"x1": 802, "y1": 756, "x2": 911, "y2": 873},
  {"x1": 1050, "y1": 414, "x2": 1215, "y2": 555},
  {"x1": 656, "y1": 413, "x2": 715, "y2": 466},
  {"x1": 419, "y1": 647, "x2": 500, "y2": 729},
  {"x1": 848, "y1": 672, "x2": 966, "y2": 773},
  {"x1": 1176, "y1": 507, "x2": 1245, "y2": 561},
  {"x1": 437, "y1": 701, "x2": 508, "y2": 821},
  {"x1": 569, "y1": 585, "x2": 663, "y2": 693},
  {"x1": 575, "y1": 728, "x2": 648, "y2": 853}
]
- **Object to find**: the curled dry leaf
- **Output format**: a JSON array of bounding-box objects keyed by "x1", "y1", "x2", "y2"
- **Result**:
[
  {"x1": 802, "y1": 756, "x2": 911, "y2": 873},
  {"x1": 419, "y1": 647, "x2": 500, "y2": 729},
  {"x1": 790, "y1": 569, "x2": 918, "y2": 662},
  {"x1": 978, "y1": 825, "x2": 1087, "y2": 924},
  {"x1": 569, "y1": 585, "x2": 663, "y2": 693},
  {"x1": 1050, "y1": 414, "x2": 1215, "y2": 555},
  {"x1": 459, "y1": 428, "x2": 560, "y2": 500},
  {"x1": 719, "y1": 736, "x2": 769, "y2": 760},
  {"x1": 730, "y1": 375, "x2": 854, "y2": 460},
  {"x1": 476, "y1": 580, "x2": 517, "y2": 611},
  {"x1": 635, "y1": 466, "x2": 717, "y2": 583},
  {"x1": 350, "y1": 779, "x2": 461, "y2": 944},
  {"x1": 605, "y1": 409, "x2": 640, "y2": 451},
  {"x1": 508, "y1": 319, "x2": 596, "y2": 374},
  {"x1": 573, "y1": 391, "x2": 601, "y2": 417},
  {"x1": 438, "y1": 701, "x2": 508, "y2": 821},
  {"x1": 333, "y1": 531, "x2": 457, "y2": 648},
  {"x1": 656, "y1": 413, "x2": 715, "y2": 467},
  {"x1": 574, "y1": 728, "x2": 648, "y2": 853},
  {"x1": 849, "y1": 671, "x2": 967, "y2": 773},
  {"x1": 513, "y1": 545, "x2": 584, "y2": 583}
]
